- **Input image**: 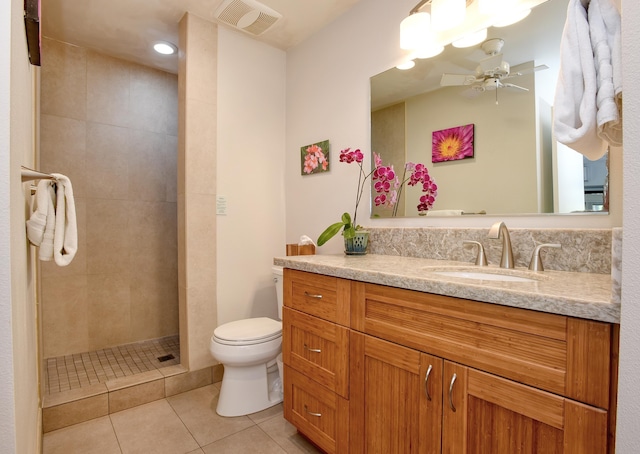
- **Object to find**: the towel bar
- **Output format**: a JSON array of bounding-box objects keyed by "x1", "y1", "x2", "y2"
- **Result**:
[{"x1": 21, "y1": 166, "x2": 55, "y2": 182}]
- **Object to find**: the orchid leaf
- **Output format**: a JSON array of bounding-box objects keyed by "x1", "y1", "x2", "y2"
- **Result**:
[{"x1": 317, "y1": 221, "x2": 347, "y2": 246}]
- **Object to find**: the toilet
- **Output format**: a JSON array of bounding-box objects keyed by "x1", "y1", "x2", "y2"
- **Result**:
[{"x1": 209, "y1": 265, "x2": 284, "y2": 417}]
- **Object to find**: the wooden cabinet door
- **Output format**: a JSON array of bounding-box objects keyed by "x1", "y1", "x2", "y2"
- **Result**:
[
  {"x1": 443, "y1": 361, "x2": 608, "y2": 454},
  {"x1": 350, "y1": 332, "x2": 443, "y2": 453}
]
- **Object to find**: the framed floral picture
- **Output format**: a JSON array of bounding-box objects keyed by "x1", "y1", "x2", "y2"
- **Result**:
[
  {"x1": 301, "y1": 140, "x2": 330, "y2": 175},
  {"x1": 432, "y1": 124, "x2": 475, "y2": 163}
]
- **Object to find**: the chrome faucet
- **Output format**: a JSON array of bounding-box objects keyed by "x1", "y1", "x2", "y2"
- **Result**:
[{"x1": 488, "y1": 221, "x2": 514, "y2": 269}]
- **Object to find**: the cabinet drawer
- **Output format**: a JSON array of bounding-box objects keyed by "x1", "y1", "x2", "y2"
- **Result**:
[
  {"x1": 284, "y1": 269, "x2": 350, "y2": 325},
  {"x1": 283, "y1": 365, "x2": 349, "y2": 454},
  {"x1": 283, "y1": 307, "x2": 349, "y2": 398},
  {"x1": 353, "y1": 283, "x2": 613, "y2": 409}
]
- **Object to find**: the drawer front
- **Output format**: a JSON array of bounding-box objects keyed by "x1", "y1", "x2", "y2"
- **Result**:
[
  {"x1": 283, "y1": 307, "x2": 349, "y2": 398},
  {"x1": 283, "y1": 365, "x2": 349, "y2": 454},
  {"x1": 353, "y1": 283, "x2": 612, "y2": 408},
  {"x1": 284, "y1": 269, "x2": 350, "y2": 325}
]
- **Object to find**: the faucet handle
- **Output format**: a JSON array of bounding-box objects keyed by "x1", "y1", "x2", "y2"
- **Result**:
[
  {"x1": 463, "y1": 240, "x2": 488, "y2": 267},
  {"x1": 528, "y1": 243, "x2": 562, "y2": 272}
]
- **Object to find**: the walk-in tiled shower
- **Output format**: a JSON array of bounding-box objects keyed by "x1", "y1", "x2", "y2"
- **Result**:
[{"x1": 44, "y1": 335, "x2": 180, "y2": 395}]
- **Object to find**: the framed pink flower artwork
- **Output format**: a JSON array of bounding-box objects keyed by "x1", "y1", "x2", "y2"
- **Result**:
[
  {"x1": 432, "y1": 124, "x2": 474, "y2": 163},
  {"x1": 301, "y1": 140, "x2": 330, "y2": 175}
]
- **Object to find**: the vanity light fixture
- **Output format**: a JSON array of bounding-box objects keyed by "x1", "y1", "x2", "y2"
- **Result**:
[
  {"x1": 400, "y1": 11, "x2": 432, "y2": 50},
  {"x1": 153, "y1": 41, "x2": 177, "y2": 55},
  {"x1": 400, "y1": 4, "x2": 443, "y2": 65},
  {"x1": 431, "y1": 0, "x2": 466, "y2": 31},
  {"x1": 399, "y1": 0, "x2": 547, "y2": 62},
  {"x1": 492, "y1": 8, "x2": 531, "y2": 27}
]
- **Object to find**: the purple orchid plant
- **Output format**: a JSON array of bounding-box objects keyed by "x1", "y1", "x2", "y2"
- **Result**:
[{"x1": 317, "y1": 148, "x2": 438, "y2": 247}]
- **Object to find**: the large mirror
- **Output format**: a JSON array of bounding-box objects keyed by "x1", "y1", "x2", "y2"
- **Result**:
[{"x1": 370, "y1": 0, "x2": 609, "y2": 218}]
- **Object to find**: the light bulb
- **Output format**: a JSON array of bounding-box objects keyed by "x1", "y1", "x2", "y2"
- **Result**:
[{"x1": 153, "y1": 42, "x2": 177, "y2": 55}]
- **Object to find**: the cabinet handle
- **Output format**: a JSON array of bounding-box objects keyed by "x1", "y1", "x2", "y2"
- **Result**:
[
  {"x1": 304, "y1": 343, "x2": 322, "y2": 353},
  {"x1": 304, "y1": 292, "x2": 323, "y2": 299},
  {"x1": 424, "y1": 364, "x2": 433, "y2": 401},
  {"x1": 304, "y1": 405, "x2": 322, "y2": 417},
  {"x1": 448, "y1": 373, "x2": 457, "y2": 412}
]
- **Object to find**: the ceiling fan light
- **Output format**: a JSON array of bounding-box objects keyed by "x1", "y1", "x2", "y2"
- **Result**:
[
  {"x1": 493, "y1": 8, "x2": 531, "y2": 27},
  {"x1": 431, "y1": 0, "x2": 466, "y2": 32},
  {"x1": 452, "y1": 28, "x2": 488, "y2": 48},
  {"x1": 400, "y1": 12, "x2": 432, "y2": 50}
]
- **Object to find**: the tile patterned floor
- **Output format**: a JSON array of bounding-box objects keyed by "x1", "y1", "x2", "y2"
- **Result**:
[
  {"x1": 45, "y1": 335, "x2": 180, "y2": 395},
  {"x1": 42, "y1": 383, "x2": 322, "y2": 454}
]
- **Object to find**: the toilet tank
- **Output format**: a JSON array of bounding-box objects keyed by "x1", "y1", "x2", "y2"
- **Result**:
[{"x1": 272, "y1": 266, "x2": 284, "y2": 320}]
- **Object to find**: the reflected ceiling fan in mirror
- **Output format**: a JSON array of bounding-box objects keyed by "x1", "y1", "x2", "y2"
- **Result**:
[{"x1": 440, "y1": 38, "x2": 548, "y2": 103}]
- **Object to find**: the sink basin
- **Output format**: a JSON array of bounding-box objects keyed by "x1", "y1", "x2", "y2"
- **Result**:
[{"x1": 430, "y1": 270, "x2": 538, "y2": 283}]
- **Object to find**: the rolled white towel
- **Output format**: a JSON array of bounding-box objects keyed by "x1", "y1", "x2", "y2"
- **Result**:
[
  {"x1": 51, "y1": 173, "x2": 78, "y2": 266},
  {"x1": 26, "y1": 179, "x2": 51, "y2": 246},
  {"x1": 588, "y1": 0, "x2": 622, "y2": 146},
  {"x1": 26, "y1": 179, "x2": 56, "y2": 261}
]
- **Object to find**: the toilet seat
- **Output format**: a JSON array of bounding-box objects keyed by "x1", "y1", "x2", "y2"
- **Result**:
[{"x1": 213, "y1": 317, "x2": 282, "y2": 346}]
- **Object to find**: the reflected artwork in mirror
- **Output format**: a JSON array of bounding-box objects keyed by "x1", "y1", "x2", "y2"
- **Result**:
[{"x1": 370, "y1": 0, "x2": 609, "y2": 218}]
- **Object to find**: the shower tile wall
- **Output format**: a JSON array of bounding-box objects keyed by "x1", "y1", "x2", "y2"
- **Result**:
[{"x1": 39, "y1": 38, "x2": 179, "y2": 358}]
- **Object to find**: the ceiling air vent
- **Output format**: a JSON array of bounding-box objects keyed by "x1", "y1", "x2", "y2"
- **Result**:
[{"x1": 214, "y1": 0, "x2": 282, "y2": 36}]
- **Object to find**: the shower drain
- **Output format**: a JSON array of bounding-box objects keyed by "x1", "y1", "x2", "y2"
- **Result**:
[{"x1": 157, "y1": 354, "x2": 175, "y2": 362}]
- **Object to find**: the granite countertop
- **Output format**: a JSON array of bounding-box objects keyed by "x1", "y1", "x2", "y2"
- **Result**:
[{"x1": 274, "y1": 254, "x2": 620, "y2": 324}]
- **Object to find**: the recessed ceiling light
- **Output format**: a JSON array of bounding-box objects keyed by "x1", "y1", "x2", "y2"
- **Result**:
[{"x1": 153, "y1": 42, "x2": 177, "y2": 55}]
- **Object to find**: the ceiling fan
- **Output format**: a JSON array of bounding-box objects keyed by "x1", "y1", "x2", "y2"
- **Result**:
[{"x1": 440, "y1": 38, "x2": 548, "y2": 100}]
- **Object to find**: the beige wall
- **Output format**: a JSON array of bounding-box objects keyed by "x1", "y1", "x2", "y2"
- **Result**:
[
  {"x1": 371, "y1": 103, "x2": 406, "y2": 217},
  {"x1": 39, "y1": 38, "x2": 179, "y2": 358},
  {"x1": 404, "y1": 76, "x2": 538, "y2": 216}
]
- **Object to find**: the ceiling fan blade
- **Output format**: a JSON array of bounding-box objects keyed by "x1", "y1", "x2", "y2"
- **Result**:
[
  {"x1": 503, "y1": 83, "x2": 529, "y2": 92},
  {"x1": 441, "y1": 73, "x2": 478, "y2": 86},
  {"x1": 504, "y1": 64, "x2": 549, "y2": 79}
]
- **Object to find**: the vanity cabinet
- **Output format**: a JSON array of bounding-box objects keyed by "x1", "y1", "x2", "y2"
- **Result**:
[{"x1": 283, "y1": 269, "x2": 618, "y2": 453}]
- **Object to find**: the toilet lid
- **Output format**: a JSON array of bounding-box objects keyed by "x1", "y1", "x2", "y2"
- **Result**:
[{"x1": 213, "y1": 318, "x2": 282, "y2": 345}]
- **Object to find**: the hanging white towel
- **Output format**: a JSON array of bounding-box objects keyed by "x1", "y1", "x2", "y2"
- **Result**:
[
  {"x1": 51, "y1": 173, "x2": 78, "y2": 266},
  {"x1": 588, "y1": 0, "x2": 622, "y2": 146},
  {"x1": 553, "y1": 0, "x2": 608, "y2": 161},
  {"x1": 26, "y1": 179, "x2": 56, "y2": 261}
]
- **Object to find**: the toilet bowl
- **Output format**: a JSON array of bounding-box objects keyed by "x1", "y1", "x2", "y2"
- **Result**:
[{"x1": 209, "y1": 266, "x2": 284, "y2": 417}]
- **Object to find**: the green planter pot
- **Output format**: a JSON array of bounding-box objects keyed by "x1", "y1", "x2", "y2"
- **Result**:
[{"x1": 344, "y1": 231, "x2": 369, "y2": 255}]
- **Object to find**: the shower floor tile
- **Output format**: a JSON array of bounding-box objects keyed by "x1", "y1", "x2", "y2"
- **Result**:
[{"x1": 45, "y1": 335, "x2": 180, "y2": 396}]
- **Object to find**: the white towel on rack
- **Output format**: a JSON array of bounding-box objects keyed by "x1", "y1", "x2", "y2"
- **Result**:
[
  {"x1": 26, "y1": 179, "x2": 56, "y2": 261},
  {"x1": 51, "y1": 173, "x2": 77, "y2": 266},
  {"x1": 553, "y1": 0, "x2": 608, "y2": 161},
  {"x1": 588, "y1": 0, "x2": 622, "y2": 146}
]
